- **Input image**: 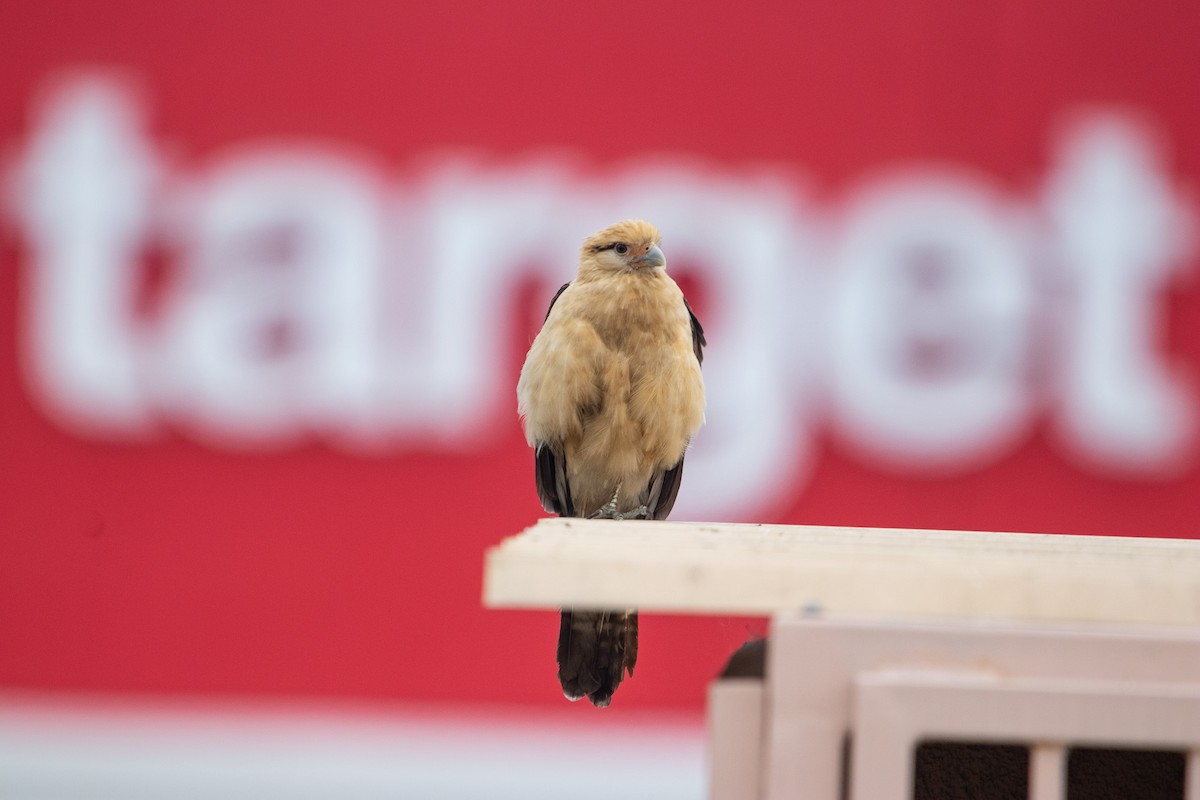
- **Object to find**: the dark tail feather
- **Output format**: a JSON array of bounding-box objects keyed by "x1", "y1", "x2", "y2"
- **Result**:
[{"x1": 557, "y1": 610, "x2": 638, "y2": 707}]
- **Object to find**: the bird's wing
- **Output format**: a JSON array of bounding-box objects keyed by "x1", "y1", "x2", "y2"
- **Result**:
[
  {"x1": 644, "y1": 459, "x2": 685, "y2": 520},
  {"x1": 544, "y1": 281, "x2": 571, "y2": 321},
  {"x1": 536, "y1": 439, "x2": 574, "y2": 516},
  {"x1": 532, "y1": 281, "x2": 577, "y2": 517},
  {"x1": 685, "y1": 296, "x2": 706, "y2": 366},
  {"x1": 640, "y1": 296, "x2": 705, "y2": 520}
]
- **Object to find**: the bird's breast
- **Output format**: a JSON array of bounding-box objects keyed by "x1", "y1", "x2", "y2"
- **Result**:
[
  {"x1": 576, "y1": 273, "x2": 689, "y2": 354},
  {"x1": 568, "y1": 273, "x2": 706, "y2": 468}
]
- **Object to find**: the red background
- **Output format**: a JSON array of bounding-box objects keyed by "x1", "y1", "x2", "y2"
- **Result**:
[{"x1": 1, "y1": 0, "x2": 1198, "y2": 713}]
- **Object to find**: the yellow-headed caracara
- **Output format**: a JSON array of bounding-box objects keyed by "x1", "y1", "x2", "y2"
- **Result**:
[{"x1": 517, "y1": 220, "x2": 706, "y2": 706}]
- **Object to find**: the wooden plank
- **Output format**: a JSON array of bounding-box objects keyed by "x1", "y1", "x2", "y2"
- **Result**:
[
  {"x1": 483, "y1": 518, "x2": 1200, "y2": 624},
  {"x1": 707, "y1": 680, "x2": 765, "y2": 800},
  {"x1": 1029, "y1": 744, "x2": 1065, "y2": 800}
]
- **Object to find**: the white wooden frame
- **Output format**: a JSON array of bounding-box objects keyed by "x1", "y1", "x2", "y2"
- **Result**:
[
  {"x1": 853, "y1": 669, "x2": 1200, "y2": 800},
  {"x1": 763, "y1": 616, "x2": 1200, "y2": 800}
]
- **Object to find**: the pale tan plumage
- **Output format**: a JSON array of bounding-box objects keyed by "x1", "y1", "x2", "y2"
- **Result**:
[{"x1": 517, "y1": 220, "x2": 706, "y2": 705}]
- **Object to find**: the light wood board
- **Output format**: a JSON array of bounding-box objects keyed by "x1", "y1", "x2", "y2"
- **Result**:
[{"x1": 483, "y1": 518, "x2": 1200, "y2": 625}]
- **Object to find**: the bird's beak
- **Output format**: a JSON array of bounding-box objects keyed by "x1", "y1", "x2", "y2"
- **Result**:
[{"x1": 636, "y1": 243, "x2": 666, "y2": 268}]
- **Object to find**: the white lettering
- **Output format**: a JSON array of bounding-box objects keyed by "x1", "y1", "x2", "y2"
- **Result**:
[
  {"x1": 829, "y1": 172, "x2": 1034, "y2": 469},
  {"x1": 5, "y1": 76, "x2": 1196, "y2": 517},
  {"x1": 1045, "y1": 116, "x2": 1196, "y2": 473},
  {"x1": 155, "y1": 151, "x2": 386, "y2": 448},
  {"x1": 12, "y1": 78, "x2": 158, "y2": 435}
]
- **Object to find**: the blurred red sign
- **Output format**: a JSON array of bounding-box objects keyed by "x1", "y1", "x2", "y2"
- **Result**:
[{"x1": 1, "y1": 1, "x2": 1198, "y2": 710}]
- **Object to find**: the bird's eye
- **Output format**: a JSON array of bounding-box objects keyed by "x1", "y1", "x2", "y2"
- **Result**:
[{"x1": 614, "y1": 243, "x2": 629, "y2": 256}]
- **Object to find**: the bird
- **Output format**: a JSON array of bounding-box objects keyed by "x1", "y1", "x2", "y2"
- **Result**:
[{"x1": 516, "y1": 219, "x2": 706, "y2": 706}]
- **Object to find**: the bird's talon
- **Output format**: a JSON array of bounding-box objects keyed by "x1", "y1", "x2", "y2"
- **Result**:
[
  {"x1": 589, "y1": 483, "x2": 624, "y2": 520},
  {"x1": 589, "y1": 499, "x2": 619, "y2": 519}
]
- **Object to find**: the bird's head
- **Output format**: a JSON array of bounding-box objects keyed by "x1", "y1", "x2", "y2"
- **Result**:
[{"x1": 578, "y1": 219, "x2": 666, "y2": 278}]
